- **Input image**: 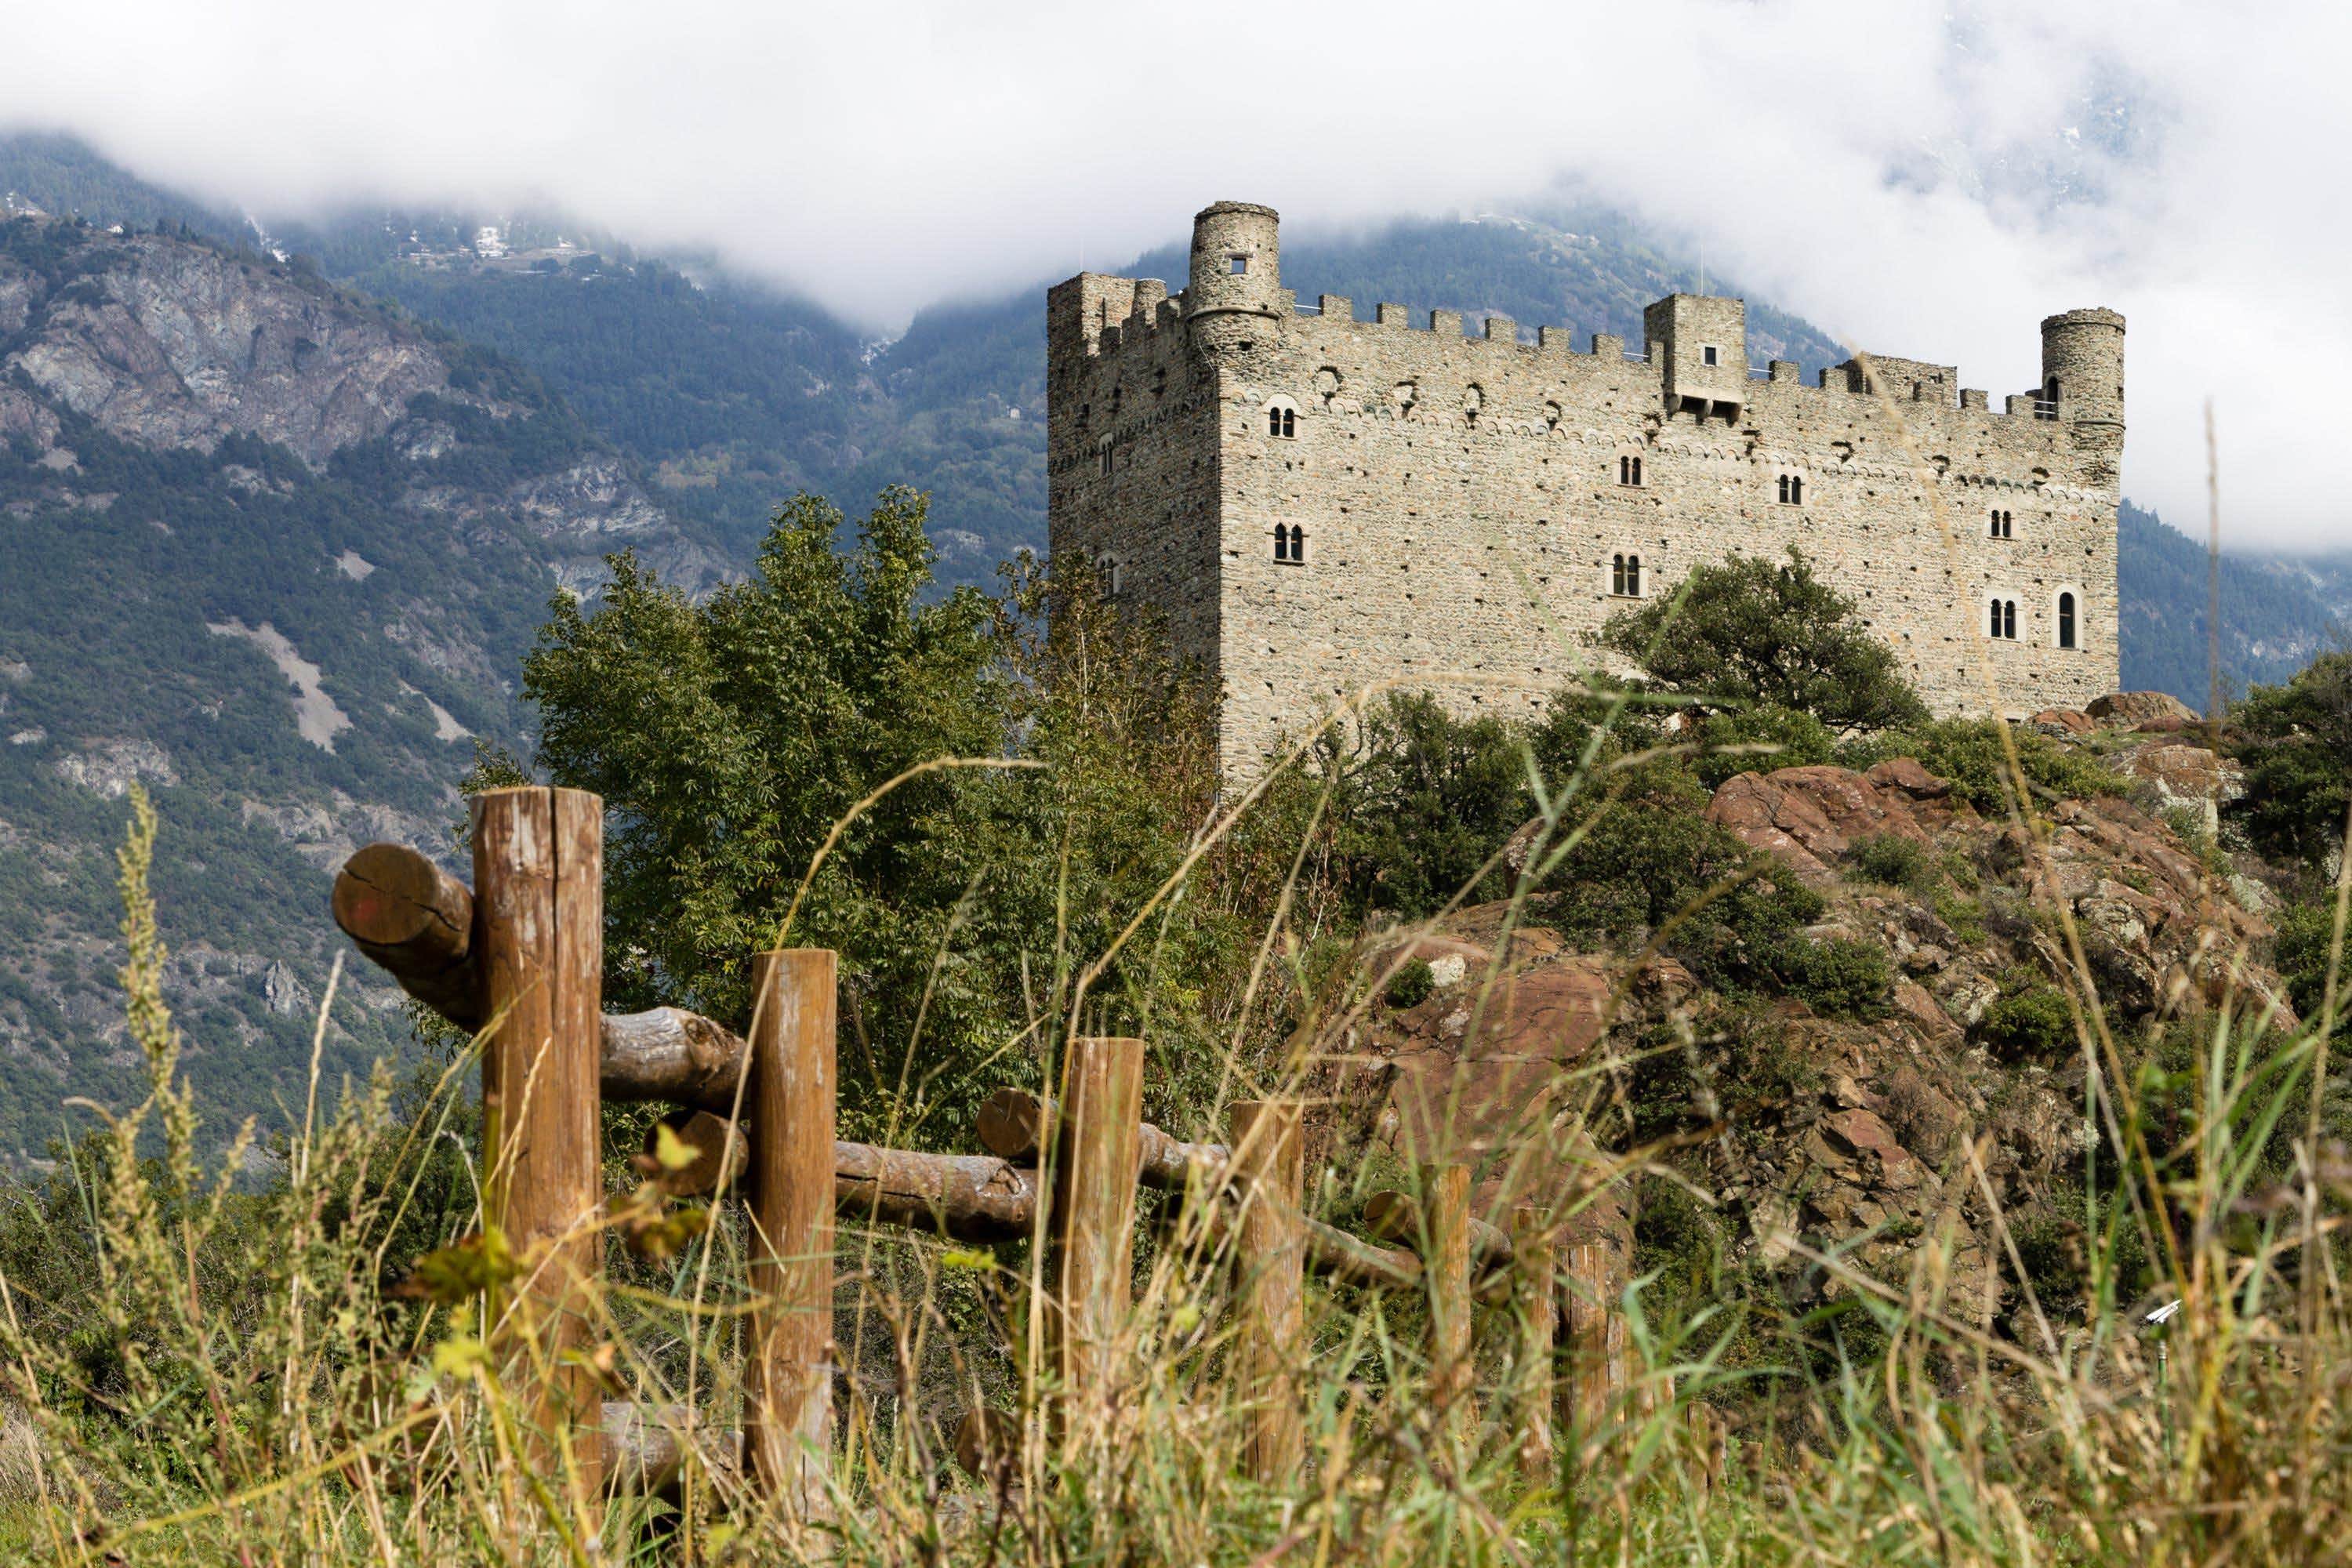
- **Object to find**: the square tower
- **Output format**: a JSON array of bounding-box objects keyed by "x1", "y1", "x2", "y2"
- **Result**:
[{"x1": 1644, "y1": 294, "x2": 1749, "y2": 417}]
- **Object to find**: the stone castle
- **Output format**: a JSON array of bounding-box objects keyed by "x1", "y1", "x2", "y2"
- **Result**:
[{"x1": 1047, "y1": 201, "x2": 2123, "y2": 771}]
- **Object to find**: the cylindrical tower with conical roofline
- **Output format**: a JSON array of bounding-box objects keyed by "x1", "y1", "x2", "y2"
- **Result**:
[{"x1": 1186, "y1": 201, "x2": 1282, "y2": 358}]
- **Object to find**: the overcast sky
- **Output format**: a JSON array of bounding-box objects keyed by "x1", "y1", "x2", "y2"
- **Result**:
[{"x1": 4, "y1": 0, "x2": 2346, "y2": 551}]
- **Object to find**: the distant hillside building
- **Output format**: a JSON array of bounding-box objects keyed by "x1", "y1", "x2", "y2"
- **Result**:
[{"x1": 1047, "y1": 201, "x2": 2123, "y2": 771}]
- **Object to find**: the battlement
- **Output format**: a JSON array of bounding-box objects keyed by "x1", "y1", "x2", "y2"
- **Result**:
[{"x1": 1051, "y1": 216, "x2": 2108, "y2": 434}]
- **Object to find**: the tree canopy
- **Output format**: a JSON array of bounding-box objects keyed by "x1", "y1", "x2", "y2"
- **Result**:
[
  {"x1": 1597, "y1": 548, "x2": 1929, "y2": 731},
  {"x1": 2229, "y1": 650, "x2": 2352, "y2": 869}
]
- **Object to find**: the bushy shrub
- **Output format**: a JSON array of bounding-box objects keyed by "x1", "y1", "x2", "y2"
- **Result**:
[
  {"x1": 1318, "y1": 691, "x2": 1535, "y2": 918},
  {"x1": 1597, "y1": 548, "x2": 1930, "y2": 730},
  {"x1": 1773, "y1": 935, "x2": 1893, "y2": 1018},
  {"x1": 1980, "y1": 982, "x2": 2076, "y2": 1058},
  {"x1": 1693, "y1": 704, "x2": 1837, "y2": 788},
  {"x1": 1847, "y1": 719, "x2": 2122, "y2": 814},
  {"x1": 1847, "y1": 832, "x2": 1936, "y2": 892},
  {"x1": 1385, "y1": 958, "x2": 1436, "y2": 1010},
  {"x1": 2275, "y1": 898, "x2": 2350, "y2": 1035},
  {"x1": 2229, "y1": 651, "x2": 2352, "y2": 869}
]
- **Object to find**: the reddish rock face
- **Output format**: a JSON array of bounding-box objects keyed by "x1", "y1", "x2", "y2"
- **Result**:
[
  {"x1": 1385, "y1": 956, "x2": 1620, "y2": 1161},
  {"x1": 1704, "y1": 764, "x2": 1944, "y2": 886},
  {"x1": 2031, "y1": 707, "x2": 2096, "y2": 735}
]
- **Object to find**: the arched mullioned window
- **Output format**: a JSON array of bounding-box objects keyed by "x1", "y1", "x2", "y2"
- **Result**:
[
  {"x1": 1778, "y1": 474, "x2": 1804, "y2": 505},
  {"x1": 1613, "y1": 554, "x2": 1642, "y2": 597},
  {"x1": 1990, "y1": 507, "x2": 2013, "y2": 539},
  {"x1": 1273, "y1": 524, "x2": 1305, "y2": 564},
  {"x1": 1619, "y1": 454, "x2": 1644, "y2": 487},
  {"x1": 1267, "y1": 405, "x2": 1296, "y2": 438},
  {"x1": 1987, "y1": 597, "x2": 2019, "y2": 640},
  {"x1": 2057, "y1": 592, "x2": 2078, "y2": 649}
]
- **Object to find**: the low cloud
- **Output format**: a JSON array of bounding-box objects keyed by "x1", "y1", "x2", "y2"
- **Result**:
[{"x1": 5, "y1": 0, "x2": 2344, "y2": 549}]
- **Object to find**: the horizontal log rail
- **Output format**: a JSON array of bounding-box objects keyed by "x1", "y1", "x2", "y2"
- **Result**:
[
  {"x1": 336, "y1": 844, "x2": 755, "y2": 1111},
  {"x1": 976, "y1": 1087, "x2": 1225, "y2": 1190},
  {"x1": 602, "y1": 1401, "x2": 736, "y2": 1497},
  {"x1": 1362, "y1": 1189, "x2": 1515, "y2": 1276},
  {"x1": 647, "y1": 1112, "x2": 1040, "y2": 1242}
]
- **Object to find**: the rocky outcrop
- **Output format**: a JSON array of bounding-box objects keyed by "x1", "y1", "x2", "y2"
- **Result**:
[
  {"x1": 50, "y1": 738, "x2": 178, "y2": 797},
  {"x1": 1701, "y1": 760, "x2": 1952, "y2": 887},
  {"x1": 2089, "y1": 691, "x2": 2198, "y2": 728},
  {"x1": 7, "y1": 236, "x2": 446, "y2": 466},
  {"x1": 0, "y1": 218, "x2": 721, "y2": 597},
  {"x1": 1323, "y1": 724, "x2": 2296, "y2": 1335}
]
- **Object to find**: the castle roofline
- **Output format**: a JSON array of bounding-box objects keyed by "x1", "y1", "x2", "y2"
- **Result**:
[
  {"x1": 1196, "y1": 200, "x2": 1279, "y2": 222},
  {"x1": 2042, "y1": 307, "x2": 2125, "y2": 331}
]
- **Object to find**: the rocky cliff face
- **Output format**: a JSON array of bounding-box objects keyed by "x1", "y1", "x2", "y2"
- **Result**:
[
  {"x1": 0, "y1": 221, "x2": 724, "y2": 593},
  {"x1": 5, "y1": 236, "x2": 445, "y2": 466}
]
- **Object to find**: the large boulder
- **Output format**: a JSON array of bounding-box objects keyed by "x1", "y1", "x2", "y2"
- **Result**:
[
  {"x1": 2088, "y1": 691, "x2": 2198, "y2": 728},
  {"x1": 1384, "y1": 956, "x2": 1621, "y2": 1160}
]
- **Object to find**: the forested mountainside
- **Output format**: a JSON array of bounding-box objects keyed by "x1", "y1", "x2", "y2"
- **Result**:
[
  {"x1": 2118, "y1": 499, "x2": 2350, "y2": 706},
  {"x1": 0, "y1": 212, "x2": 722, "y2": 1162}
]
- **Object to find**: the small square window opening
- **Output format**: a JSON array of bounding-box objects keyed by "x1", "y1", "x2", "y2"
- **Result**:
[{"x1": 1229, "y1": 254, "x2": 1248, "y2": 276}]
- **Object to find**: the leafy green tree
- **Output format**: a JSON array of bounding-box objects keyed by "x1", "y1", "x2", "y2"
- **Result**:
[
  {"x1": 522, "y1": 489, "x2": 1008, "y2": 1112},
  {"x1": 1315, "y1": 693, "x2": 1534, "y2": 917},
  {"x1": 2230, "y1": 651, "x2": 2352, "y2": 869},
  {"x1": 1598, "y1": 548, "x2": 1929, "y2": 731},
  {"x1": 521, "y1": 491, "x2": 1270, "y2": 1136}
]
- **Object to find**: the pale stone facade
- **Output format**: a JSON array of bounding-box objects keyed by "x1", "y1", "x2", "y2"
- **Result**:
[{"x1": 1048, "y1": 201, "x2": 2123, "y2": 772}]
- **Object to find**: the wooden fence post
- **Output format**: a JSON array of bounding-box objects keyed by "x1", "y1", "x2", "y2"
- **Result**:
[
  {"x1": 1048, "y1": 1036, "x2": 1145, "y2": 1453},
  {"x1": 1510, "y1": 1206, "x2": 1556, "y2": 1484},
  {"x1": 744, "y1": 949, "x2": 837, "y2": 1519},
  {"x1": 1424, "y1": 1163, "x2": 1472, "y2": 1446},
  {"x1": 1229, "y1": 1098, "x2": 1304, "y2": 1485},
  {"x1": 1563, "y1": 1240, "x2": 1613, "y2": 1449},
  {"x1": 472, "y1": 785, "x2": 605, "y2": 1490}
]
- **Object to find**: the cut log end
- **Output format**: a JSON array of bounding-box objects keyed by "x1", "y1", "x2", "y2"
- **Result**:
[{"x1": 333, "y1": 842, "x2": 472, "y2": 954}]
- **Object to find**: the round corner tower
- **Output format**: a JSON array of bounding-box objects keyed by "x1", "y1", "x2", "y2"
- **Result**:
[
  {"x1": 1185, "y1": 201, "x2": 1282, "y2": 359},
  {"x1": 2040, "y1": 307, "x2": 2124, "y2": 485},
  {"x1": 2039, "y1": 307, "x2": 2125, "y2": 429}
]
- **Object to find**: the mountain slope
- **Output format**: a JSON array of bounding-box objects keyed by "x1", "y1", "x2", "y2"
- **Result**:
[
  {"x1": 0, "y1": 212, "x2": 720, "y2": 1161},
  {"x1": 2118, "y1": 500, "x2": 2350, "y2": 708}
]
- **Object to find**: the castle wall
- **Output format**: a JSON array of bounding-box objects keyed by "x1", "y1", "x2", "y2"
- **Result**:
[{"x1": 1051, "y1": 208, "x2": 2122, "y2": 776}]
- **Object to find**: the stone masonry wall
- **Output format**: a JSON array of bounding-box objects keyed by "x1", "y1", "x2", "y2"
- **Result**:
[{"x1": 1050, "y1": 209, "x2": 2122, "y2": 775}]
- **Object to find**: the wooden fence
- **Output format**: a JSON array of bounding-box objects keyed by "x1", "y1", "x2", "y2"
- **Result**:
[{"x1": 330, "y1": 786, "x2": 1664, "y2": 1511}]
